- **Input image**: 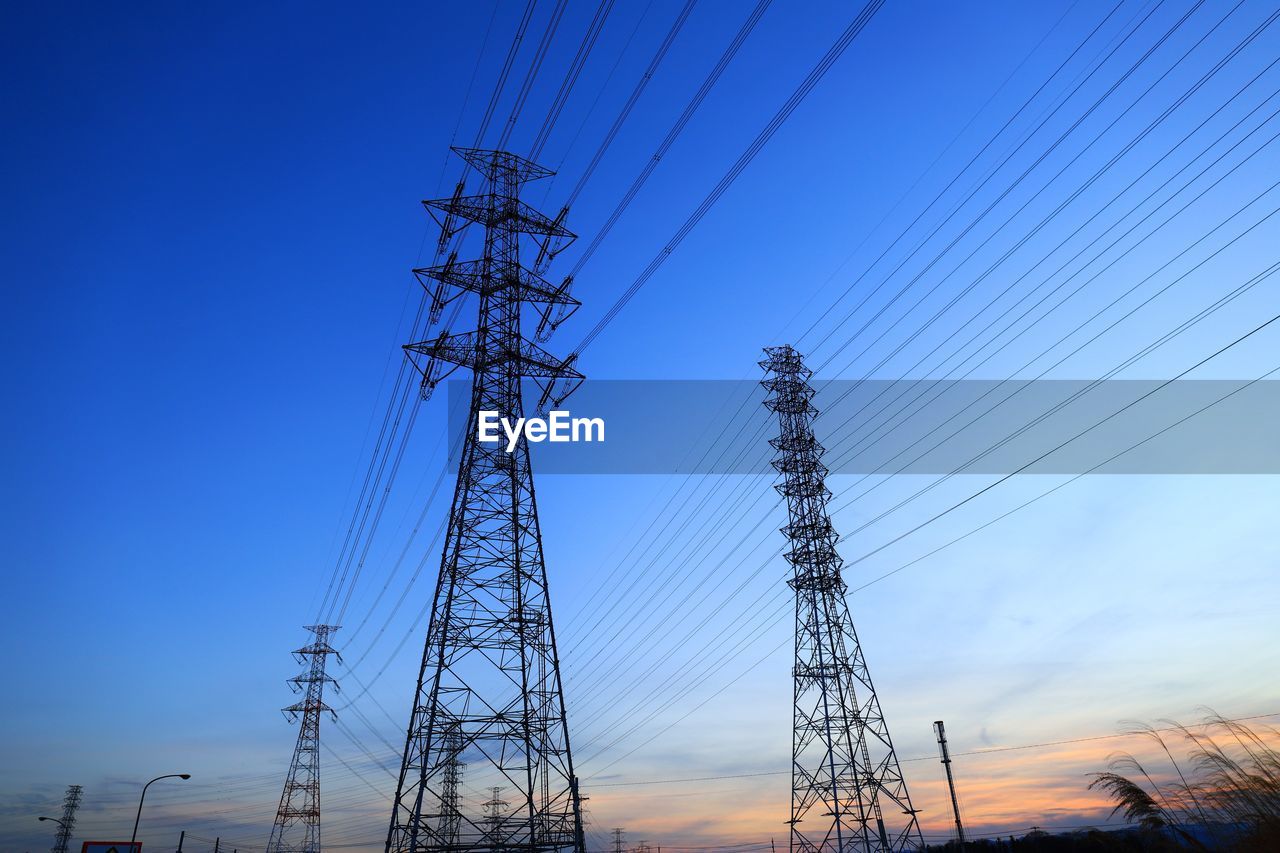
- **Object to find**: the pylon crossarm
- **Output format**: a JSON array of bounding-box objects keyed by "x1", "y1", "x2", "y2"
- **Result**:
[
  {"x1": 452, "y1": 145, "x2": 555, "y2": 183},
  {"x1": 404, "y1": 330, "x2": 584, "y2": 381},
  {"x1": 413, "y1": 251, "x2": 462, "y2": 325},
  {"x1": 415, "y1": 257, "x2": 580, "y2": 307},
  {"x1": 423, "y1": 194, "x2": 576, "y2": 239}
]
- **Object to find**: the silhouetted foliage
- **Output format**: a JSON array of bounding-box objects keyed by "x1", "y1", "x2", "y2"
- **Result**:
[{"x1": 1087, "y1": 712, "x2": 1280, "y2": 851}]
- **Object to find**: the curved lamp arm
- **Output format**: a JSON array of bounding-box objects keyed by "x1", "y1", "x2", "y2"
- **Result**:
[{"x1": 131, "y1": 773, "x2": 191, "y2": 844}]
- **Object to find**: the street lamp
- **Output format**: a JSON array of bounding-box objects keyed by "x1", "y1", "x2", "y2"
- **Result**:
[
  {"x1": 38, "y1": 816, "x2": 68, "y2": 847},
  {"x1": 130, "y1": 773, "x2": 191, "y2": 845}
]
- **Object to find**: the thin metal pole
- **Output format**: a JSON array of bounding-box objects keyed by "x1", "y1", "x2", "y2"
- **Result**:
[
  {"x1": 934, "y1": 720, "x2": 966, "y2": 847},
  {"x1": 131, "y1": 774, "x2": 189, "y2": 845}
]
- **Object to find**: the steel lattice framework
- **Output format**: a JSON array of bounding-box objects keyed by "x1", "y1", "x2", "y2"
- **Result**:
[
  {"x1": 438, "y1": 724, "x2": 466, "y2": 847},
  {"x1": 761, "y1": 345, "x2": 923, "y2": 853},
  {"x1": 268, "y1": 624, "x2": 341, "y2": 853},
  {"x1": 387, "y1": 147, "x2": 584, "y2": 853},
  {"x1": 51, "y1": 784, "x2": 81, "y2": 853}
]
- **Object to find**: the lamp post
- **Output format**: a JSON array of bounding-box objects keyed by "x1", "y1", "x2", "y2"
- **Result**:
[
  {"x1": 38, "y1": 816, "x2": 68, "y2": 849},
  {"x1": 131, "y1": 773, "x2": 191, "y2": 845}
]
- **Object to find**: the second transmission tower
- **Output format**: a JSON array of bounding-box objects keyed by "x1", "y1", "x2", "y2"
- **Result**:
[
  {"x1": 761, "y1": 345, "x2": 922, "y2": 853},
  {"x1": 268, "y1": 624, "x2": 340, "y2": 853}
]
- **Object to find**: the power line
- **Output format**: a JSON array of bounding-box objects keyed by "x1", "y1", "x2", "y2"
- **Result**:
[
  {"x1": 562, "y1": 0, "x2": 700, "y2": 208},
  {"x1": 585, "y1": 711, "x2": 1280, "y2": 787},
  {"x1": 555, "y1": 3, "x2": 1274, "y2": 701},
  {"x1": 573, "y1": 0, "x2": 886, "y2": 354},
  {"x1": 563, "y1": 0, "x2": 775, "y2": 280},
  {"x1": 472, "y1": 0, "x2": 541, "y2": 149},
  {"x1": 566, "y1": 239, "x2": 1280, "y2": 765},
  {"x1": 550, "y1": 0, "x2": 1177, "y2": 686},
  {"x1": 302, "y1": 3, "x2": 1280, "y2": 829},
  {"x1": 529, "y1": 0, "x2": 618, "y2": 159},
  {"x1": 554, "y1": 0, "x2": 1133, "y2": 652},
  {"x1": 496, "y1": 0, "x2": 572, "y2": 151}
]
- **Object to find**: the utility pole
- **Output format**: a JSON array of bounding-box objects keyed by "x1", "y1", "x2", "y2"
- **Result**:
[
  {"x1": 267, "y1": 625, "x2": 340, "y2": 853},
  {"x1": 176, "y1": 830, "x2": 185, "y2": 852},
  {"x1": 934, "y1": 721, "x2": 966, "y2": 848},
  {"x1": 386, "y1": 147, "x2": 585, "y2": 853},
  {"x1": 761, "y1": 345, "x2": 923, "y2": 852},
  {"x1": 50, "y1": 784, "x2": 82, "y2": 853}
]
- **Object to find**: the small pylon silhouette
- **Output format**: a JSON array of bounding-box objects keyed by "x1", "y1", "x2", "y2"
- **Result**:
[{"x1": 267, "y1": 625, "x2": 340, "y2": 853}]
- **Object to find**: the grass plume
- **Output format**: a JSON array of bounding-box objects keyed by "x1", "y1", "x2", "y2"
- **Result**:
[{"x1": 1088, "y1": 711, "x2": 1280, "y2": 850}]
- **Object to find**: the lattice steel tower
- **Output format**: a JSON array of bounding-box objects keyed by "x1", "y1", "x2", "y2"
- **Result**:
[
  {"x1": 50, "y1": 784, "x2": 82, "y2": 853},
  {"x1": 387, "y1": 147, "x2": 584, "y2": 853},
  {"x1": 761, "y1": 346, "x2": 922, "y2": 853},
  {"x1": 438, "y1": 724, "x2": 466, "y2": 847},
  {"x1": 268, "y1": 625, "x2": 341, "y2": 853}
]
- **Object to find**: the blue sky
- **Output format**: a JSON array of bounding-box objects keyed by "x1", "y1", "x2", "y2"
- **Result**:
[{"x1": 3, "y1": 0, "x2": 1279, "y2": 850}]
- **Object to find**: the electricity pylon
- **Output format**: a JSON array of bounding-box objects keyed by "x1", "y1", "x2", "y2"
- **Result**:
[
  {"x1": 51, "y1": 784, "x2": 82, "y2": 853},
  {"x1": 483, "y1": 787, "x2": 509, "y2": 847},
  {"x1": 761, "y1": 345, "x2": 923, "y2": 853},
  {"x1": 268, "y1": 625, "x2": 341, "y2": 853},
  {"x1": 386, "y1": 147, "x2": 584, "y2": 853}
]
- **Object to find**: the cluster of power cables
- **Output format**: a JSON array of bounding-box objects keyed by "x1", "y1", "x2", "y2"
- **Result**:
[{"x1": 116, "y1": 0, "x2": 1280, "y2": 847}]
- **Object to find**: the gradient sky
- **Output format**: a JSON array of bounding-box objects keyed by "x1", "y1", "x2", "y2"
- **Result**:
[{"x1": 3, "y1": 0, "x2": 1279, "y2": 851}]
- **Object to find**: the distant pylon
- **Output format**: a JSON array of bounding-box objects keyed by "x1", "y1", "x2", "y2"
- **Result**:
[
  {"x1": 267, "y1": 625, "x2": 341, "y2": 853},
  {"x1": 483, "y1": 787, "x2": 509, "y2": 848},
  {"x1": 611, "y1": 828, "x2": 624, "y2": 853},
  {"x1": 50, "y1": 784, "x2": 82, "y2": 853},
  {"x1": 438, "y1": 724, "x2": 466, "y2": 847},
  {"x1": 386, "y1": 146, "x2": 585, "y2": 853},
  {"x1": 761, "y1": 345, "x2": 923, "y2": 852}
]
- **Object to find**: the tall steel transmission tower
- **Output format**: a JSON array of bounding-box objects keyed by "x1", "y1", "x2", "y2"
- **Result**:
[
  {"x1": 50, "y1": 784, "x2": 82, "y2": 853},
  {"x1": 386, "y1": 147, "x2": 585, "y2": 853},
  {"x1": 761, "y1": 345, "x2": 923, "y2": 853},
  {"x1": 268, "y1": 625, "x2": 341, "y2": 853}
]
